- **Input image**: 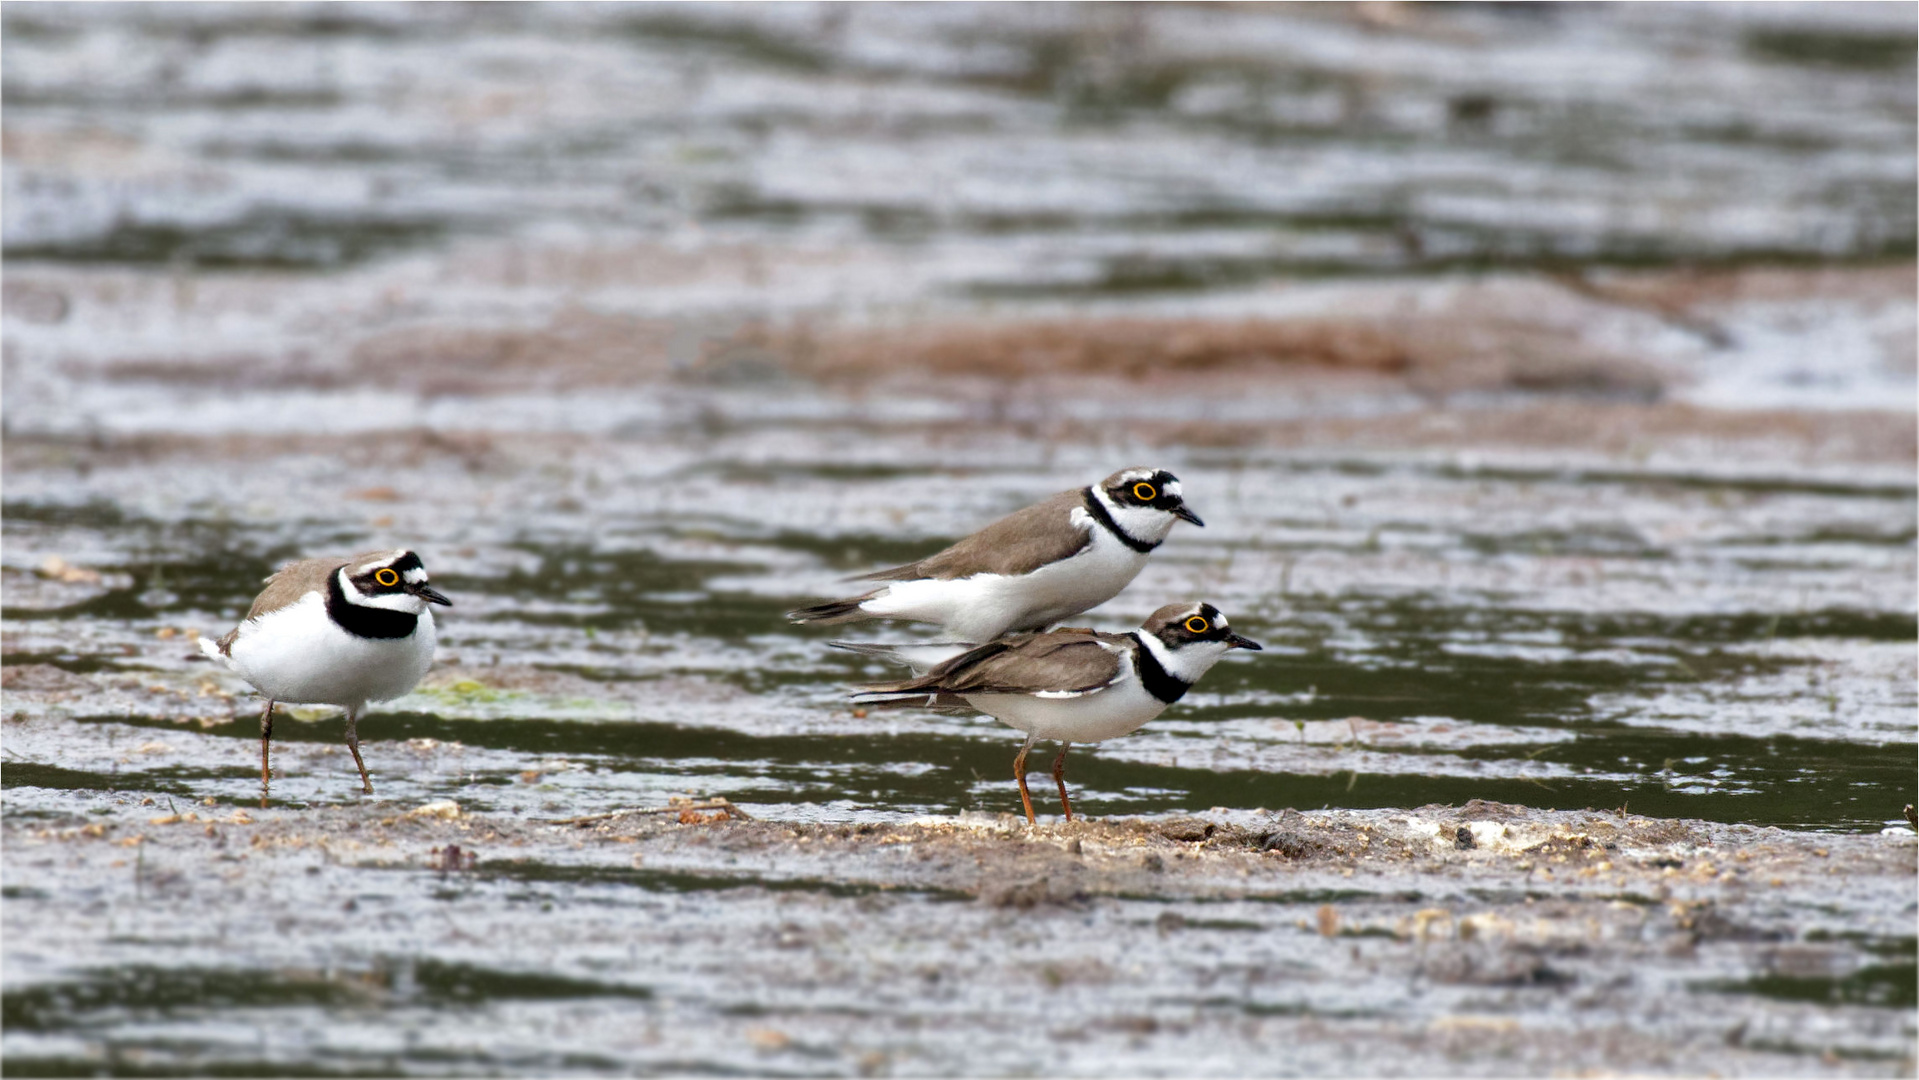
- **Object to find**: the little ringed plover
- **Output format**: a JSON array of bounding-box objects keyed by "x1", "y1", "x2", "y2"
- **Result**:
[
  {"x1": 850, "y1": 601, "x2": 1260, "y2": 824},
  {"x1": 789, "y1": 467, "x2": 1202, "y2": 644},
  {"x1": 201, "y1": 549, "x2": 450, "y2": 795}
]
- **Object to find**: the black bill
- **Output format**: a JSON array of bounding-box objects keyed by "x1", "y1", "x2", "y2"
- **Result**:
[{"x1": 411, "y1": 583, "x2": 453, "y2": 606}]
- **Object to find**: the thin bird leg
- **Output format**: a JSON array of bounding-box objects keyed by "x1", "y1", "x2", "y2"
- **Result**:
[
  {"x1": 259, "y1": 699, "x2": 275, "y2": 797},
  {"x1": 1051, "y1": 742, "x2": 1074, "y2": 822},
  {"x1": 343, "y1": 707, "x2": 373, "y2": 795},
  {"x1": 1012, "y1": 735, "x2": 1037, "y2": 825},
  {"x1": 260, "y1": 699, "x2": 275, "y2": 786}
]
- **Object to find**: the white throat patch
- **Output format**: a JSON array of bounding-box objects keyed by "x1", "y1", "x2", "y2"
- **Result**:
[
  {"x1": 1139, "y1": 628, "x2": 1231, "y2": 684},
  {"x1": 1091, "y1": 485, "x2": 1179, "y2": 546}
]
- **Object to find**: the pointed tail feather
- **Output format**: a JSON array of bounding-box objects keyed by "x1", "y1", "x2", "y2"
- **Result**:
[
  {"x1": 850, "y1": 688, "x2": 939, "y2": 709},
  {"x1": 786, "y1": 595, "x2": 876, "y2": 625},
  {"x1": 850, "y1": 687, "x2": 971, "y2": 710}
]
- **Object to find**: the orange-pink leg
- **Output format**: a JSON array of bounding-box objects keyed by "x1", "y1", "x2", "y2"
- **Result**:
[
  {"x1": 1051, "y1": 742, "x2": 1074, "y2": 821},
  {"x1": 1012, "y1": 736, "x2": 1037, "y2": 824}
]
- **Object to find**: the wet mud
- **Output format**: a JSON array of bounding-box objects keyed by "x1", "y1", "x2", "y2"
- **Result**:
[{"x1": 4, "y1": 798, "x2": 1914, "y2": 1075}]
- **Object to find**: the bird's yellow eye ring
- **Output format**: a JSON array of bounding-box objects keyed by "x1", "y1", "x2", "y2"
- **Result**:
[
  {"x1": 1133, "y1": 482, "x2": 1158, "y2": 502},
  {"x1": 374, "y1": 568, "x2": 400, "y2": 587},
  {"x1": 1184, "y1": 615, "x2": 1210, "y2": 635}
]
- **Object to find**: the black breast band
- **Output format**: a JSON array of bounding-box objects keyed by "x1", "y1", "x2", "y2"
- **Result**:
[{"x1": 1130, "y1": 632, "x2": 1191, "y2": 704}]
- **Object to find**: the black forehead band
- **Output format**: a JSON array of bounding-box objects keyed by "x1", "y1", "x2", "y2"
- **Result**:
[{"x1": 360, "y1": 552, "x2": 422, "y2": 580}]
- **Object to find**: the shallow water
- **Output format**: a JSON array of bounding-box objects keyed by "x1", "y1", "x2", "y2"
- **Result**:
[
  {"x1": 5, "y1": 3, "x2": 1914, "y2": 279},
  {"x1": 5, "y1": 428, "x2": 1913, "y2": 830}
]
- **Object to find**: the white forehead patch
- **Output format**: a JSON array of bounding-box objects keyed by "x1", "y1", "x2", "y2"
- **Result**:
[
  {"x1": 403, "y1": 567, "x2": 428, "y2": 583},
  {"x1": 1162, "y1": 479, "x2": 1182, "y2": 499},
  {"x1": 1186, "y1": 605, "x2": 1225, "y2": 629},
  {"x1": 354, "y1": 550, "x2": 404, "y2": 575}
]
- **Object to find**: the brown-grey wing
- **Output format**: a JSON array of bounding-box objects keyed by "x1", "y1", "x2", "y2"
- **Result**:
[
  {"x1": 933, "y1": 633, "x2": 1125, "y2": 696},
  {"x1": 860, "y1": 488, "x2": 1090, "y2": 582},
  {"x1": 245, "y1": 557, "x2": 346, "y2": 621}
]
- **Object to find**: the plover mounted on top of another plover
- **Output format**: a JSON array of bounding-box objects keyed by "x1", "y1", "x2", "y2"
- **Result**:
[
  {"x1": 850, "y1": 601, "x2": 1261, "y2": 824},
  {"x1": 201, "y1": 549, "x2": 451, "y2": 796},
  {"x1": 789, "y1": 467, "x2": 1203, "y2": 644}
]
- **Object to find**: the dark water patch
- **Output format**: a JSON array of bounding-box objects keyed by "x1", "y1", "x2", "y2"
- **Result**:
[
  {"x1": 1, "y1": 499, "x2": 133, "y2": 530},
  {"x1": 1734, "y1": 524, "x2": 1919, "y2": 548},
  {"x1": 769, "y1": 532, "x2": 962, "y2": 579},
  {"x1": 475, "y1": 859, "x2": 972, "y2": 903},
  {"x1": 1177, "y1": 995, "x2": 1378, "y2": 1020},
  {"x1": 1295, "y1": 593, "x2": 1916, "y2": 653},
  {"x1": 1698, "y1": 962, "x2": 1918, "y2": 1009},
  {"x1": 614, "y1": 13, "x2": 837, "y2": 75},
  {"x1": 494, "y1": 544, "x2": 746, "y2": 597},
  {"x1": 1738, "y1": 1041, "x2": 1914, "y2": 1065},
  {"x1": 0, "y1": 652, "x2": 136, "y2": 675},
  {"x1": 1745, "y1": 28, "x2": 1918, "y2": 70},
  {"x1": 1458, "y1": 526, "x2": 1663, "y2": 559},
  {"x1": 4, "y1": 212, "x2": 455, "y2": 271},
  {"x1": 704, "y1": 189, "x2": 1432, "y2": 246},
  {"x1": 1805, "y1": 931, "x2": 1919, "y2": 960},
  {"x1": 2, "y1": 558, "x2": 292, "y2": 624},
  {"x1": 2, "y1": 959, "x2": 653, "y2": 1033},
  {"x1": 1489, "y1": 728, "x2": 1919, "y2": 830},
  {"x1": 485, "y1": 545, "x2": 771, "y2": 632},
  {"x1": 701, "y1": 189, "x2": 944, "y2": 242},
  {"x1": 1068, "y1": 747, "x2": 1906, "y2": 832},
  {"x1": 96, "y1": 7, "x2": 429, "y2": 43},
  {"x1": 1162, "y1": 917, "x2": 1267, "y2": 932},
  {"x1": 0, "y1": 85, "x2": 347, "y2": 111},
  {"x1": 0, "y1": 14, "x2": 81, "y2": 42},
  {"x1": 966, "y1": 241, "x2": 1919, "y2": 298},
  {"x1": 478, "y1": 591, "x2": 784, "y2": 642},
  {"x1": 1117, "y1": 889, "x2": 1393, "y2": 908},
  {"x1": 0, "y1": 1054, "x2": 399, "y2": 1078},
  {"x1": 0, "y1": 762, "x2": 196, "y2": 798},
  {"x1": 1679, "y1": 121, "x2": 1848, "y2": 154},
  {"x1": 199, "y1": 139, "x2": 421, "y2": 166}
]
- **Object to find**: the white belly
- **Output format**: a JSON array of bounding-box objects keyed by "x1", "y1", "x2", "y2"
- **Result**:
[
  {"x1": 964, "y1": 678, "x2": 1168, "y2": 744},
  {"x1": 859, "y1": 526, "x2": 1150, "y2": 641},
  {"x1": 226, "y1": 592, "x2": 437, "y2": 709}
]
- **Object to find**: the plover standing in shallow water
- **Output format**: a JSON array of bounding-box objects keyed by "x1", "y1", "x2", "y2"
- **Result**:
[
  {"x1": 201, "y1": 549, "x2": 451, "y2": 795},
  {"x1": 850, "y1": 602, "x2": 1260, "y2": 824},
  {"x1": 789, "y1": 467, "x2": 1203, "y2": 644}
]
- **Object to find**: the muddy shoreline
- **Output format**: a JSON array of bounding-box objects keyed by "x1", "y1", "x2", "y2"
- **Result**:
[{"x1": 6, "y1": 795, "x2": 1915, "y2": 1075}]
